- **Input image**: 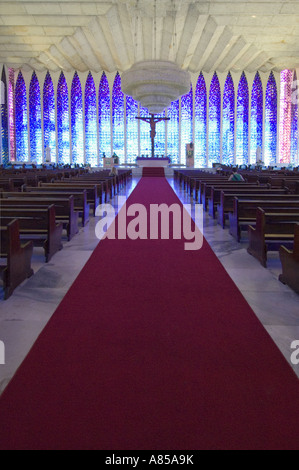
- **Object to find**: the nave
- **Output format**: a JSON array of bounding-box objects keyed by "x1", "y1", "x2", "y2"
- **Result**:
[{"x1": 0, "y1": 175, "x2": 298, "y2": 450}]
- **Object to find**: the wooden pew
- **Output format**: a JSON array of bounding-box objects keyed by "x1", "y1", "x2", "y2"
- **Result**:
[
  {"x1": 201, "y1": 182, "x2": 260, "y2": 210},
  {"x1": 208, "y1": 185, "x2": 288, "y2": 219},
  {"x1": 279, "y1": 224, "x2": 299, "y2": 293},
  {"x1": 0, "y1": 206, "x2": 63, "y2": 263},
  {"x1": 193, "y1": 177, "x2": 228, "y2": 202},
  {"x1": 217, "y1": 192, "x2": 297, "y2": 229},
  {"x1": 21, "y1": 187, "x2": 91, "y2": 223},
  {"x1": 73, "y1": 175, "x2": 116, "y2": 198},
  {"x1": 0, "y1": 195, "x2": 79, "y2": 242},
  {"x1": 247, "y1": 208, "x2": 299, "y2": 267},
  {"x1": 0, "y1": 220, "x2": 34, "y2": 300},
  {"x1": 229, "y1": 198, "x2": 299, "y2": 242},
  {"x1": 37, "y1": 182, "x2": 102, "y2": 213}
]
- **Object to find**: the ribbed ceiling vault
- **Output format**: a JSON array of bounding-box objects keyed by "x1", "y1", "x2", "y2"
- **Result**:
[{"x1": 0, "y1": 0, "x2": 299, "y2": 74}]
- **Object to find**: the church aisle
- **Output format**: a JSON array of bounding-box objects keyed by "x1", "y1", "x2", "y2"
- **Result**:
[
  {"x1": 0, "y1": 176, "x2": 298, "y2": 450},
  {"x1": 169, "y1": 179, "x2": 299, "y2": 378},
  {"x1": 0, "y1": 178, "x2": 140, "y2": 396}
]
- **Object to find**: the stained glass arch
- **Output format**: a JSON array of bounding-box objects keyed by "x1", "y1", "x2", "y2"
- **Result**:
[
  {"x1": 15, "y1": 71, "x2": 29, "y2": 162},
  {"x1": 222, "y1": 72, "x2": 235, "y2": 166},
  {"x1": 57, "y1": 72, "x2": 70, "y2": 164},
  {"x1": 194, "y1": 73, "x2": 207, "y2": 168},
  {"x1": 43, "y1": 71, "x2": 56, "y2": 163},
  {"x1": 250, "y1": 72, "x2": 263, "y2": 164},
  {"x1": 85, "y1": 72, "x2": 97, "y2": 166},
  {"x1": 208, "y1": 72, "x2": 221, "y2": 166},
  {"x1": 99, "y1": 72, "x2": 111, "y2": 160},
  {"x1": 236, "y1": 72, "x2": 249, "y2": 166},
  {"x1": 264, "y1": 71, "x2": 278, "y2": 166},
  {"x1": 112, "y1": 72, "x2": 125, "y2": 164}
]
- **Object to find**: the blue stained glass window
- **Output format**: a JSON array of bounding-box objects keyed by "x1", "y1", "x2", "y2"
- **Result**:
[
  {"x1": 112, "y1": 72, "x2": 125, "y2": 164},
  {"x1": 194, "y1": 73, "x2": 207, "y2": 167},
  {"x1": 208, "y1": 72, "x2": 221, "y2": 166},
  {"x1": 181, "y1": 84, "x2": 193, "y2": 165},
  {"x1": 236, "y1": 72, "x2": 249, "y2": 165},
  {"x1": 126, "y1": 95, "x2": 138, "y2": 162},
  {"x1": 1, "y1": 67, "x2": 9, "y2": 166},
  {"x1": 85, "y1": 72, "x2": 97, "y2": 166},
  {"x1": 264, "y1": 71, "x2": 277, "y2": 166},
  {"x1": 71, "y1": 72, "x2": 84, "y2": 164},
  {"x1": 15, "y1": 71, "x2": 29, "y2": 162},
  {"x1": 43, "y1": 72, "x2": 56, "y2": 163},
  {"x1": 222, "y1": 72, "x2": 235, "y2": 165},
  {"x1": 167, "y1": 100, "x2": 179, "y2": 164},
  {"x1": 99, "y1": 72, "x2": 111, "y2": 160},
  {"x1": 250, "y1": 72, "x2": 263, "y2": 164},
  {"x1": 57, "y1": 72, "x2": 70, "y2": 164},
  {"x1": 291, "y1": 72, "x2": 298, "y2": 166},
  {"x1": 139, "y1": 106, "x2": 151, "y2": 157},
  {"x1": 29, "y1": 72, "x2": 43, "y2": 164}
]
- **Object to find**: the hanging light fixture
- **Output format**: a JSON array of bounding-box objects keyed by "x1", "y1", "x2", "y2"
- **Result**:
[{"x1": 121, "y1": 0, "x2": 191, "y2": 114}]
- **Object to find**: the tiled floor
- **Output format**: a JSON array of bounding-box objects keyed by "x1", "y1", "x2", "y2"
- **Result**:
[{"x1": 0, "y1": 176, "x2": 299, "y2": 396}]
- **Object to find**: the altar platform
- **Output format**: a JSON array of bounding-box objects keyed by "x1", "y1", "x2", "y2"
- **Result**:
[{"x1": 136, "y1": 157, "x2": 170, "y2": 168}]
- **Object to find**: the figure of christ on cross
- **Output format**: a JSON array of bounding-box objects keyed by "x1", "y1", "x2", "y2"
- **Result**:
[{"x1": 136, "y1": 113, "x2": 170, "y2": 159}]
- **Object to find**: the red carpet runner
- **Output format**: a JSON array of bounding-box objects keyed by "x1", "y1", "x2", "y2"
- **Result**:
[{"x1": 0, "y1": 177, "x2": 299, "y2": 450}]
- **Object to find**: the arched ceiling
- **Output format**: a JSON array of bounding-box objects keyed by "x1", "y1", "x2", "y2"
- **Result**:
[{"x1": 0, "y1": 0, "x2": 299, "y2": 74}]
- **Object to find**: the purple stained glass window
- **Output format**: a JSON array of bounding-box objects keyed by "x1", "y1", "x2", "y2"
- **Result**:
[
  {"x1": 291, "y1": 71, "x2": 298, "y2": 166},
  {"x1": 85, "y1": 72, "x2": 97, "y2": 166},
  {"x1": 209, "y1": 72, "x2": 221, "y2": 166},
  {"x1": 194, "y1": 73, "x2": 207, "y2": 168},
  {"x1": 264, "y1": 71, "x2": 277, "y2": 166},
  {"x1": 222, "y1": 72, "x2": 235, "y2": 166},
  {"x1": 1, "y1": 67, "x2": 9, "y2": 166},
  {"x1": 99, "y1": 72, "x2": 111, "y2": 161},
  {"x1": 236, "y1": 72, "x2": 249, "y2": 166},
  {"x1": 29, "y1": 72, "x2": 42, "y2": 164},
  {"x1": 57, "y1": 72, "x2": 70, "y2": 164},
  {"x1": 43, "y1": 71, "x2": 56, "y2": 163},
  {"x1": 112, "y1": 72, "x2": 125, "y2": 164},
  {"x1": 167, "y1": 100, "x2": 179, "y2": 164},
  {"x1": 126, "y1": 95, "x2": 138, "y2": 162},
  {"x1": 71, "y1": 72, "x2": 84, "y2": 164},
  {"x1": 15, "y1": 71, "x2": 29, "y2": 162},
  {"x1": 8, "y1": 68, "x2": 16, "y2": 161},
  {"x1": 181, "y1": 84, "x2": 193, "y2": 165},
  {"x1": 279, "y1": 69, "x2": 293, "y2": 164},
  {"x1": 250, "y1": 72, "x2": 263, "y2": 164}
]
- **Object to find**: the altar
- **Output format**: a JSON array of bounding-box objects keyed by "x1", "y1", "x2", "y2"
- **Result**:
[{"x1": 136, "y1": 157, "x2": 170, "y2": 168}]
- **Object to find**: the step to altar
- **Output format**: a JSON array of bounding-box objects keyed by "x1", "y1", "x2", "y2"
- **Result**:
[{"x1": 142, "y1": 167, "x2": 165, "y2": 177}]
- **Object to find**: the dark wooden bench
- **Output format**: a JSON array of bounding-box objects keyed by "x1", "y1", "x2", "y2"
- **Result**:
[
  {"x1": 0, "y1": 220, "x2": 34, "y2": 300},
  {"x1": 36, "y1": 183, "x2": 101, "y2": 213},
  {"x1": 73, "y1": 176, "x2": 116, "y2": 198},
  {"x1": 192, "y1": 177, "x2": 229, "y2": 202},
  {"x1": 201, "y1": 182, "x2": 260, "y2": 210},
  {"x1": 0, "y1": 206, "x2": 63, "y2": 263},
  {"x1": 279, "y1": 224, "x2": 299, "y2": 293},
  {"x1": 0, "y1": 195, "x2": 79, "y2": 241},
  {"x1": 283, "y1": 180, "x2": 299, "y2": 194},
  {"x1": 208, "y1": 186, "x2": 288, "y2": 219},
  {"x1": 229, "y1": 198, "x2": 299, "y2": 242},
  {"x1": 247, "y1": 208, "x2": 299, "y2": 267},
  {"x1": 21, "y1": 187, "x2": 91, "y2": 223},
  {"x1": 217, "y1": 192, "x2": 298, "y2": 229}
]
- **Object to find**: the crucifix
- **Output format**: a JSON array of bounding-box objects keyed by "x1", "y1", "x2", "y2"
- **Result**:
[{"x1": 136, "y1": 113, "x2": 170, "y2": 158}]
